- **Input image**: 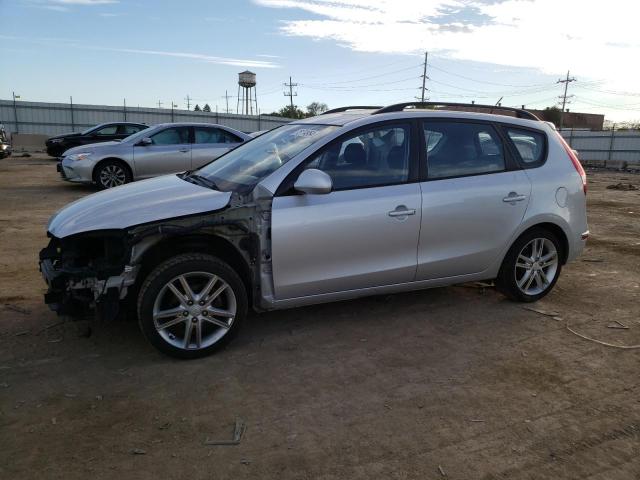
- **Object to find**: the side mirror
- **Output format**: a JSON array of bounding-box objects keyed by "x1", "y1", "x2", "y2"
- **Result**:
[
  {"x1": 138, "y1": 137, "x2": 152, "y2": 146},
  {"x1": 294, "y1": 169, "x2": 332, "y2": 195}
]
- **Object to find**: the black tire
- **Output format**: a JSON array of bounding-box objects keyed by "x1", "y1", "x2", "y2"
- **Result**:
[
  {"x1": 496, "y1": 228, "x2": 563, "y2": 303},
  {"x1": 94, "y1": 160, "x2": 132, "y2": 190},
  {"x1": 137, "y1": 254, "x2": 248, "y2": 359}
]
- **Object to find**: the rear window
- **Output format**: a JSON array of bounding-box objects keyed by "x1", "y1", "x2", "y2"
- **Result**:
[{"x1": 506, "y1": 128, "x2": 546, "y2": 165}]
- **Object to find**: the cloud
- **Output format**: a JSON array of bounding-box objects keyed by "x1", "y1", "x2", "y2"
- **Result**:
[
  {"x1": 51, "y1": 0, "x2": 119, "y2": 4},
  {"x1": 254, "y1": 0, "x2": 640, "y2": 88},
  {"x1": 102, "y1": 47, "x2": 280, "y2": 69},
  {"x1": 0, "y1": 34, "x2": 280, "y2": 68}
]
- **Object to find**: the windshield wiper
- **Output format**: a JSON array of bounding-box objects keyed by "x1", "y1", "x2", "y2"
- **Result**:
[{"x1": 184, "y1": 172, "x2": 218, "y2": 190}]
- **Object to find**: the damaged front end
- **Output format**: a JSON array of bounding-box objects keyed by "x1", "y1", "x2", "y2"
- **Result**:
[
  {"x1": 39, "y1": 193, "x2": 268, "y2": 321},
  {"x1": 39, "y1": 230, "x2": 138, "y2": 318}
]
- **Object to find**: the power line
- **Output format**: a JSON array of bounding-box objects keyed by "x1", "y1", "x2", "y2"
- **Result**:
[{"x1": 428, "y1": 62, "x2": 556, "y2": 88}]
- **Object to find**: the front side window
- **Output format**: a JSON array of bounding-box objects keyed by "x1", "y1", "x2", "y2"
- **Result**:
[
  {"x1": 424, "y1": 122, "x2": 505, "y2": 179},
  {"x1": 193, "y1": 124, "x2": 338, "y2": 193},
  {"x1": 95, "y1": 125, "x2": 118, "y2": 136},
  {"x1": 194, "y1": 127, "x2": 242, "y2": 144},
  {"x1": 506, "y1": 128, "x2": 545, "y2": 165},
  {"x1": 151, "y1": 127, "x2": 190, "y2": 145},
  {"x1": 304, "y1": 124, "x2": 410, "y2": 190}
]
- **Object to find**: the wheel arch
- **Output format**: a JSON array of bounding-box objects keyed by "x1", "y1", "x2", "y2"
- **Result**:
[
  {"x1": 510, "y1": 222, "x2": 569, "y2": 265},
  {"x1": 134, "y1": 233, "x2": 254, "y2": 304}
]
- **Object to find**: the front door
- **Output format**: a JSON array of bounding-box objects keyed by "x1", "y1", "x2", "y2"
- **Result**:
[
  {"x1": 416, "y1": 120, "x2": 532, "y2": 280},
  {"x1": 271, "y1": 122, "x2": 422, "y2": 299},
  {"x1": 133, "y1": 126, "x2": 191, "y2": 178}
]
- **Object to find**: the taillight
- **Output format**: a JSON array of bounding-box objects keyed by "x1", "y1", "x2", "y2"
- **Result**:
[{"x1": 556, "y1": 132, "x2": 587, "y2": 194}]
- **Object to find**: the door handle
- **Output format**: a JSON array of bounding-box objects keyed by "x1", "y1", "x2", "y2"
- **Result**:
[
  {"x1": 502, "y1": 193, "x2": 527, "y2": 203},
  {"x1": 388, "y1": 207, "x2": 416, "y2": 217}
]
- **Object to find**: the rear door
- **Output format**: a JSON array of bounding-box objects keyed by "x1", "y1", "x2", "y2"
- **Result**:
[
  {"x1": 133, "y1": 126, "x2": 191, "y2": 178},
  {"x1": 191, "y1": 127, "x2": 245, "y2": 169},
  {"x1": 416, "y1": 120, "x2": 532, "y2": 280},
  {"x1": 271, "y1": 121, "x2": 422, "y2": 299}
]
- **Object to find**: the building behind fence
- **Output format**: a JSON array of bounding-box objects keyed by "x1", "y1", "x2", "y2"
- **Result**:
[{"x1": 0, "y1": 99, "x2": 292, "y2": 136}]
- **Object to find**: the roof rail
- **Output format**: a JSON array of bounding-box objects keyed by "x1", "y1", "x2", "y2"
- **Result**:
[
  {"x1": 373, "y1": 102, "x2": 540, "y2": 121},
  {"x1": 322, "y1": 106, "x2": 383, "y2": 115}
]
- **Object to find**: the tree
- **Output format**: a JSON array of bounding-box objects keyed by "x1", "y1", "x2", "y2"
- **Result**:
[
  {"x1": 270, "y1": 105, "x2": 305, "y2": 119},
  {"x1": 540, "y1": 106, "x2": 561, "y2": 128},
  {"x1": 306, "y1": 101, "x2": 328, "y2": 117},
  {"x1": 202, "y1": 104, "x2": 211, "y2": 112},
  {"x1": 194, "y1": 104, "x2": 202, "y2": 112}
]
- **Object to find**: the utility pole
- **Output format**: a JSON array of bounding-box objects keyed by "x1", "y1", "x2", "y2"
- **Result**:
[
  {"x1": 224, "y1": 90, "x2": 231, "y2": 113},
  {"x1": 420, "y1": 51, "x2": 429, "y2": 103},
  {"x1": 171, "y1": 102, "x2": 178, "y2": 122},
  {"x1": 123, "y1": 98, "x2": 127, "y2": 121},
  {"x1": 157, "y1": 100, "x2": 163, "y2": 109},
  {"x1": 557, "y1": 70, "x2": 577, "y2": 130},
  {"x1": 185, "y1": 95, "x2": 191, "y2": 111},
  {"x1": 12, "y1": 92, "x2": 20, "y2": 134},
  {"x1": 70, "y1": 96, "x2": 75, "y2": 130},
  {"x1": 284, "y1": 76, "x2": 298, "y2": 115}
]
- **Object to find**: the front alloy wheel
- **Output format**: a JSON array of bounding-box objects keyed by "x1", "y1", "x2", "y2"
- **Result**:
[
  {"x1": 96, "y1": 161, "x2": 131, "y2": 189},
  {"x1": 138, "y1": 254, "x2": 247, "y2": 358},
  {"x1": 153, "y1": 272, "x2": 237, "y2": 351}
]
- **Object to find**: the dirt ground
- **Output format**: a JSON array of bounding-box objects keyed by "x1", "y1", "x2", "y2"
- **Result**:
[{"x1": 0, "y1": 154, "x2": 639, "y2": 480}]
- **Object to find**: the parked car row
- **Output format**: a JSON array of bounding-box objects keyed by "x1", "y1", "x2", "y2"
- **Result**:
[
  {"x1": 49, "y1": 122, "x2": 251, "y2": 189},
  {"x1": 40, "y1": 102, "x2": 589, "y2": 358}
]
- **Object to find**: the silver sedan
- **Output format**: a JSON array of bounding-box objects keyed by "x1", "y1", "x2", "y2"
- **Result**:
[{"x1": 58, "y1": 122, "x2": 251, "y2": 189}]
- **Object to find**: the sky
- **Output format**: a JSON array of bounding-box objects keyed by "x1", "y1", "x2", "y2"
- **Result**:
[{"x1": 0, "y1": 0, "x2": 639, "y2": 122}]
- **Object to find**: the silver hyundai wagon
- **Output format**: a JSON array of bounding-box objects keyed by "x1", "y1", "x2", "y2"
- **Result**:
[
  {"x1": 58, "y1": 122, "x2": 250, "y2": 189},
  {"x1": 40, "y1": 103, "x2": 589, "y2": 358}
]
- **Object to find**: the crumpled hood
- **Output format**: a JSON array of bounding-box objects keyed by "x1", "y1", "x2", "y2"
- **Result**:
[
  {"x1": 47, "y1": 174, "x2": 232, "y2": 238},
  {"x1": 64, "y1": 141, "x2": 122, "y2": 155}
]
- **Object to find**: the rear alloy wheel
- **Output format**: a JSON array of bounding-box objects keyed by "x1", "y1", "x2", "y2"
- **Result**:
[
  {"x1": 95, "y1": 161, "x2": 131, "y2": 189},
  {"x1": 137, "y1": 254, "x2": 247, "y2": 359},
  {"x1": 496, "y1": 229, "x2": 562, "y2": 302}
]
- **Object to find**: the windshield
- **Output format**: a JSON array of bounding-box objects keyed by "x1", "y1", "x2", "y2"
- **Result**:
[{"x1": 191, "y1": 124, "x2": 338, "y2": 193}]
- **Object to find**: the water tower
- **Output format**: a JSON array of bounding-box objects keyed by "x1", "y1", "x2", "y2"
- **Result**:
[{"x1": 237, "y1": 70, "x2": 258, "y2": 115}]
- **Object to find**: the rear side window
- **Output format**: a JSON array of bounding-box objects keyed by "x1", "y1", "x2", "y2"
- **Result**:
[
  {"x1": 506, "y1": 128, "x2": 546, "y2": 165},
  {"x1": 194, "y1": 127, "x2": 242, "y2": 144},
  {"x1": 423, "y1": 122, "x2": 505, "y2": 179}
]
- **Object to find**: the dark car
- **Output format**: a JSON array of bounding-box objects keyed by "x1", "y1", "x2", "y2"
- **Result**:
[
  {"x1": 45, "y1": 122, "x2": 148, "y2": 157},
  {"x1": 0, "y1": 124, "x2": 11, "y2": 159}
]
